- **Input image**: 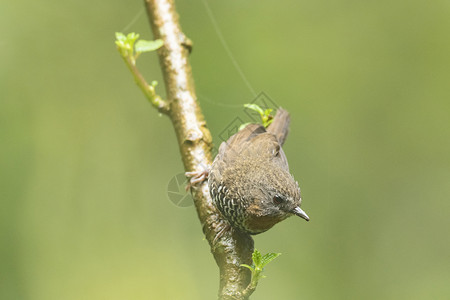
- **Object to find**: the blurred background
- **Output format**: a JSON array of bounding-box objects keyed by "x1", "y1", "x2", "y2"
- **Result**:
[{"x1": 1, "y1": 0, "x2": 449, "y2": 299}]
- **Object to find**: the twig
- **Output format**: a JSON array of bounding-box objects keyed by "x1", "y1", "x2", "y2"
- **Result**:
[{"x1": 119, "y1": 53, "x2": 169, "y2": 114}]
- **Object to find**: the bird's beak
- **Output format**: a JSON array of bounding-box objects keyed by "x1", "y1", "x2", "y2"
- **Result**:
[{"x1": 292, "y1": 206, "x2": 310, "y2": 221}]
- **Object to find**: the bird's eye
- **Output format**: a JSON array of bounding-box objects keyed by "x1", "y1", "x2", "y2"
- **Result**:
[{"x1": 273, "y1": 195, "x2": 284, "y2": 205}]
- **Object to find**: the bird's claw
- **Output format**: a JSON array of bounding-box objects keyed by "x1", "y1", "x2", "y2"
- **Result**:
[{"x1": 185, "y1": 167, "x2": 210, "y2": 191}]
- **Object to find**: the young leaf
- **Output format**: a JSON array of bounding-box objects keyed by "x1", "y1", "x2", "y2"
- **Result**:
[
  {"x1": 252, "y1": 249, "x2": 262, "y2": 268},
  {"x1": 115, "y1": 32, "x2": 140, "y2": 57},
  {"x1": 244, "y1": 103, "x2": 265, "y2": 116},
  {"x1": 126, "y1": 32, "x2": 139, "y2": 43},
  {"x1": 261, "y1": 252, "x2": 281, "y2": 268},
  {"x1": 135, "y1": 39, "x2": 164, "y2": 53},
  {"x1": 115, "y1": 32, "x2": 127, "y2": 42},
  {"x1": 243, "y1": 103, "x2": 275, "y2": 128},
  {"x1": 264, "y1": 108, "x2": 273, "y2": 116},
  {"x1": 241, "y1": 264, "x2": 255, "y2": 272}
]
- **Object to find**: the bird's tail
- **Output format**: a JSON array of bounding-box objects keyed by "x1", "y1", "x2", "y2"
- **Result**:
[{"x1": 267, "y1": 108, "x2": 290, "y2": 146}]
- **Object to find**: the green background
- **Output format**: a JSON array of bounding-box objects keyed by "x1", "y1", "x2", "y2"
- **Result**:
[{"x1": 1, "y1": 0, "x2": 449, "y2": 299}]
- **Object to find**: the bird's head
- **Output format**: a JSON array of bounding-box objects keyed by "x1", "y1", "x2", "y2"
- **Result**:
[{"x1": 247, "y1": 165, "x2": 309, "y2": 222}]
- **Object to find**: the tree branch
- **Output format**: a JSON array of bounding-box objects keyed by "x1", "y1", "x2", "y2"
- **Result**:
[{"x1": 143, "y1": 0, "x2": 254, "y2": 299}]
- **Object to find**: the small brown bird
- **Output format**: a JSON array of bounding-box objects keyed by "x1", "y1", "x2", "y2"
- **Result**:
[{"x1": 208, "y1": 108, "x2": 309, "y2": 235}]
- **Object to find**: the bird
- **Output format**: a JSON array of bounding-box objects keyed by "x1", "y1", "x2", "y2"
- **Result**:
[{"x1": 207, "y1": 108, "x2": 309, "y2": 235}]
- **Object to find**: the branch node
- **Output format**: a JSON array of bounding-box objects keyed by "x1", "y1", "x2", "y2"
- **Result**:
[{"x1": 180, "y1": 33, "x2": 193, "y2": 53}]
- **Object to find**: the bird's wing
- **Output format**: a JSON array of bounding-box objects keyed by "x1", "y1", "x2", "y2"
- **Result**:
[
  {"x1": 210, "y1": 124, "x2": 265, "y2": 183},
  {"x1": 222, "y1": 124, "x2": 289, "y2": 169},
  {"x1": 244, "y1": 132, "x2": 290, "y2": 172},
  {"x1": 211, "y1": 111, "x2": 292, "y2": 183},
  {"x1": 217, "y1": 124, "x2": 265, "y2": 162}
]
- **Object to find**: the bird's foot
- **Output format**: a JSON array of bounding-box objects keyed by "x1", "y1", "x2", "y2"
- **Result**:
[{"x1": 185, "y1": 166, "x2": 210, "y2": 191}]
